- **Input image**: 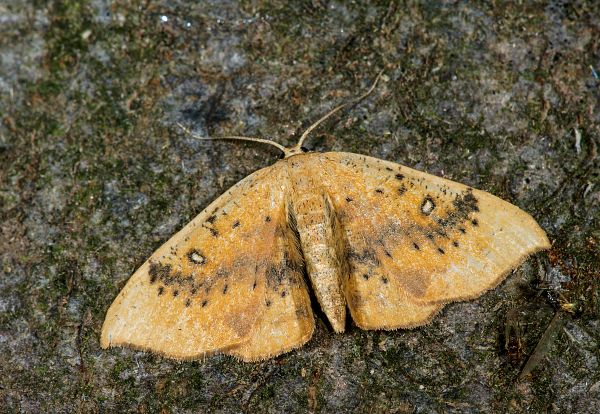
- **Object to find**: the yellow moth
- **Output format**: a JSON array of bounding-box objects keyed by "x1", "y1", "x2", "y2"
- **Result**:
[{"x1": 101, "y1": 74, "x2": 550, "y2": 361}]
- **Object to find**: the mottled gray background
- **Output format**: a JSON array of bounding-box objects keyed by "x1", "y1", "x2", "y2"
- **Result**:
[{"x1": 1, "y1": 1, "x2": 599, "y2": 413}]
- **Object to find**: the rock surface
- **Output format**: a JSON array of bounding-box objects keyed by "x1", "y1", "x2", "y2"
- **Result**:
[{"x1": 1, "y1": 1, "x2": 598, "y2": 412}]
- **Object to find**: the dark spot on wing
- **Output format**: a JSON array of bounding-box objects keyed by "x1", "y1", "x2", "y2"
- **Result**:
[
  {"x1": 266, "y1": 300, "x2": 272, "y2": 307},
  {"x1": 347, "y1": 247, "x2": 380, "y2": 267},
  {"x1": 266, "y1": 265, "x2": 284, "y2": 289},
  {"x1": 185, "y1": 299, "x2": 191, "y2": 307},
  {"x1": 472, "y1": 218, "x2": 479, "y2": 226},
  {"x1": 381, "y1": 276, "x2": 389, "y2": 284},
  {"x1": 413, "y1": 242, "x2": 420, "y2": 250},
  {"x1": 209, "y1": 228, "x2": 219, "y2": 237},
  {"x1": 453, "y1": 241, "x2": 459, "y2": 247},
  {"x1": 206, "y1": 214, "x2": 217, "y2": 224},
  {"x1": 201, "y1": 300, "x2": 208, "y2": 307},
  {"x1": 346, "y1": 196, "x2": 353, "y2": 202},
  {"x1": 437, "y1": 247, "x2": 445, "y2": 254},
  {"x1": 173, "y1": 289, "x2": 179, "y2": 297},
  {"x1": 375, "y1": 188, "x2": 384, "y2": 194},
  {"x1": 281, "y1": 291, "x2": 287, "y2": 297},
  {"x1": 395, "y1": 173, "x2": 404, "y2": 180},
  {"x1": 450, "y1": 190, "x2": 480, "y2": 225},
  {"x1": 398, "y1": 185, "x2": 407, "y2": 195},
  {"x1": 222, "y1": 284, "x2": 228, "y2": 294},
  {"x1": 435, "y1": 217, "x2": 449, "y2": 228},
  {"x1": 362, "y1": 273, "x2": 369, "y2": 280},
  {"x1": 232, "y1": 220, "x2": 240, "y2": 228},
  {"x1": 265, "y1": 215, "x2": 271, "y2": 222},
  {"x1": 149, "y1": 262, "x2": 172, "y2": 285},
  {"x1": 410, "y1": 189, "x2": 481, "y2": 240},
  {"x1": 157, "y1": 286, "x2": 164, "y2": 296},
  {"x1": 435, "y1": 228, "x2": 448, "y2": 238}
]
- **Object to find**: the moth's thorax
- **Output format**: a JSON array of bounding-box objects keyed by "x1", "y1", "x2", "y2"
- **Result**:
[{"x1": 288, "y1": 164, "x2": 347, "y2": 333}]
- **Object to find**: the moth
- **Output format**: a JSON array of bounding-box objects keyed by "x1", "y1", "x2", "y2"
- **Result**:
[{"x1": 101, "y1": 75, "x2": 550, "y2": 361}]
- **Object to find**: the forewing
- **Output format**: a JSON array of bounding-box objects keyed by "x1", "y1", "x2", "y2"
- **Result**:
[
  {"x1": 225, "y1": 206, "x2": 314, "y2": 361},
  {"x1": 319, "y1": 152, "x2": 550, "y2": 330},
  {"x1": 101, "y1": 163, "x2": 291, "y2": 359}
]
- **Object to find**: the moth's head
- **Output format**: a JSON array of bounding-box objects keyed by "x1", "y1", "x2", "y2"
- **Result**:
[{"x1": 280, "y1": 145, "x2": 310, "y2": 159}]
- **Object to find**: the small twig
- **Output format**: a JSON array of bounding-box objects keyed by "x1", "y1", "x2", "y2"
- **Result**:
[{"x1": 518, "y1": 311, "x2": 566, "y2": 380}]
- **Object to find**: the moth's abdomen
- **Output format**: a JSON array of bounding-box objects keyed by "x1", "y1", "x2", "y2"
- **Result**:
[{"x1": 291, "y1": 189, "x2": 347, "y2": 333}]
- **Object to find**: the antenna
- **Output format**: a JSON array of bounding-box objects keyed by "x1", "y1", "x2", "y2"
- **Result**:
[
  {"x1": 176, "y1": 123, "x2": 290, "y2": 157},
  {"x1": 292, "y1": 69, "x2": 384, "y2": 151},
  {"x1": 177, "y1": 70, "x2": 385, "y2": 158}
]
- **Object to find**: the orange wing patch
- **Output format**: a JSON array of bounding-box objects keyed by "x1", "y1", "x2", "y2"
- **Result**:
[
  {"x1": 226, "y1": 211, "x2": 314, "y2": 360},
  {"x1": 319, "y1": 152, "x2": 550, "y2": 330},
  {"x1": 101, "y1": 164, "x2": 313, "y2": 360}
]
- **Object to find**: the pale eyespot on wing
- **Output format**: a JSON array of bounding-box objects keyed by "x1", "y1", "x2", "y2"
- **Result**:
[
  {"x1": 316, "y1": 152, "x2": 550, "y2": 330},
  {"x1": 101, "y1": 162, "x2": 314, "y2": 361}
]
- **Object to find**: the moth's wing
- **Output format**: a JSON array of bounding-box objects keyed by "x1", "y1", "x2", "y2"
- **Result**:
[
  {"x1": 319, "y1": 152, "x2": 550, "y2": 330},
  {"x1": 101, "y1": 162, "x2": 312, "y2": 360},
  {"x1": 225, "y1": 207, "x2": 315, "y2": 361}
]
